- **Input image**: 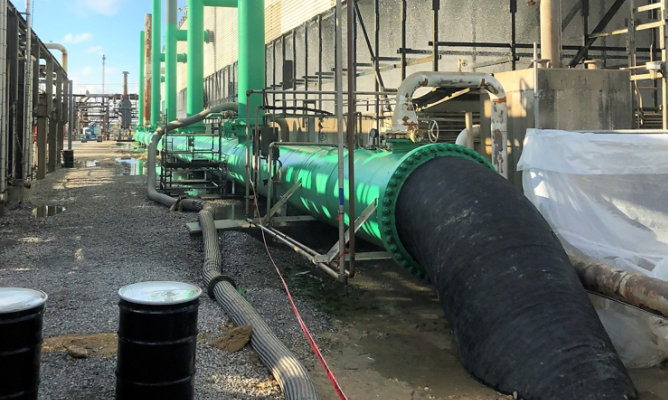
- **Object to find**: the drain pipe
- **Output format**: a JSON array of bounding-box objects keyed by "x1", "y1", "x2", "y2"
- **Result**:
[
  {"x1": 146, "y1": 102, "x2": 238, "y2": 210},
  {"x1": 390, "y1": 72, "x2": 508, "y2": 177},
  {"x1": 267, "y1": 115, "x2": 290, "y2": 141},
  {"x1": 45, "y1": 43, "x2": 68, "y2": 72},
  {"x1": 0, "y1": 0, "x2": 7, "y2": 203},
  {"x1": 199, "y1": 205, "x2": 319, "y2": 399}
]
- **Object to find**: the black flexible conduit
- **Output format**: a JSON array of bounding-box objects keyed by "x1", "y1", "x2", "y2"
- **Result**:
[
  {"x1": 199, "y1": 206, "x2": 319, "y2": 399},
  {"x1": 145, "y1": 107, "x2": 319, "y2": 399},
  {"x1": 395, "y1": 157, "x2": 636, "y2": 399},
  {"x1": 146, "y1": 103, "x2": 239, "y2": 211}
]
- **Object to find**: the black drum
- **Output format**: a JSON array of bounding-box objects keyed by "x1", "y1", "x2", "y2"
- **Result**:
[
  {"x1": 115, "y1": 281, "x2": 202, "y2": 400},
  {"x1": 62, "y1": 150, "x2": 74, "y2": 168},
  {"x1": 0, "y1": 288, "x2": 48, "y2": 400}
]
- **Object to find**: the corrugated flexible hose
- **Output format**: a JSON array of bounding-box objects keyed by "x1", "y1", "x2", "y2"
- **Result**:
[
  {"x1": 145, "y1": 106, "x2": 319, "y2": 399},
  {"x1": 199, "y1": 206, "x2": 319, "y2": 400},
  {"x1": 395, "y1": 157, "x2": 636, "y2": 399}
]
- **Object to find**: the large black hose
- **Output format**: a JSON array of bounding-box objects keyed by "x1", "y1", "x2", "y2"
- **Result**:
[
  {"x1": 146, "y1": 103, "x2": 239, "y2": 211},
  {"x1": 199, "y1": 206, "x2": 319, "y2": 400},
  {"x1": 395, "y1": 157, "x2": 636, "y2": 399}
]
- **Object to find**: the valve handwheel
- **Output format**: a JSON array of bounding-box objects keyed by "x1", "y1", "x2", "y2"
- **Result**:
[{"x1": 428, "y1": 120, "x2": 439, "y2": 143}]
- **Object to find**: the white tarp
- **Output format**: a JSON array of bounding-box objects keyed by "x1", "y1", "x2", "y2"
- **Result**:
[{"x1": 518, "y1": 129, "x2": 668, "y2": 367}]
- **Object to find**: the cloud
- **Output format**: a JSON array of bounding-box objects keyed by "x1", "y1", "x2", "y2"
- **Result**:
[
  {"x1": 81, "y1": 66, "x2": 93, "y2": 76},
  {"x1": 63, "y1": 32, "x2": 93, "y2": 44},
  {"x1": 76, "y1": 0, "x2": 123, "y2": 16},
  {"x1": 86, "y1": 45, "x2": 104, "y2": 54}
]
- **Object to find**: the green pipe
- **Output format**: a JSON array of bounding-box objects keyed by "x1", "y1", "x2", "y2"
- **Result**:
[
  {"x1": 186, "y1": 0, "x2": 204, "y2": 127},
  {"x1": 166, "y1": 0, "x2": 177, "y2": 123},
  {"x1": 137, "y1": 132, "x2": 491, "y2": 276},
  {"x1": 151, "y1": 0, "x2": 161, "y2": 127},
  {"x1": 176, "y1": 29, "x2": 187, "y2": 41},
  {"x1": 238, "y1": 0, "x2": 265, "y2": 125},
  {"x1": 138, "y1": 30, "x2": 145, "y2": 128}
]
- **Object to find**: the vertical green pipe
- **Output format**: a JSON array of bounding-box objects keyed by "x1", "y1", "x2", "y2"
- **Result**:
[
  {"x1": 138, "y1": 30, "x2": 145, "y2": 128},
  {"x1": 151, "y1": 0, "x2": 161, "y2": 127},
  {"x1": 187, "y1": 0, "x2": 204, "y2": 123},
  {"x1": 238, "y1": 0, "x2": 265, "y2": 125},
  {"x1": 166, "y1": 0, "x2": 177, "y2": 122}
]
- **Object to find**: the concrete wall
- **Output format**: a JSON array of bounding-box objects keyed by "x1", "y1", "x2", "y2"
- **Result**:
[
  {"x1": 176, "y1": 0, "x2": 649, "y2": 116},
  {"x1": 485, "y1": 68, "x2": 633, "y2": 185}
]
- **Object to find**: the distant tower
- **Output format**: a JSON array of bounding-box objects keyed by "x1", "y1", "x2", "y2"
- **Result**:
[{"x1": 120, "y1": 71, "x2": 132, "y2": 130}]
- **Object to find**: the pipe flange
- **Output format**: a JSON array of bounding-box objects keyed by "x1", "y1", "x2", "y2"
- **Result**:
[{"x1": 378, "y1": 143, "x2": 494, "y2": 277}]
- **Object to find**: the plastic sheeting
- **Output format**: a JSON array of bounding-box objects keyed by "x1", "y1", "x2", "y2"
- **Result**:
[{"x1": 518, "y1": 129, "x2": 668, "y2": 367}]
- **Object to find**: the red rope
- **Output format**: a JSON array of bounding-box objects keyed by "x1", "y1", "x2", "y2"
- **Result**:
[{"x1": 250, "y1": 183, "x2": 349, "y2": 400}]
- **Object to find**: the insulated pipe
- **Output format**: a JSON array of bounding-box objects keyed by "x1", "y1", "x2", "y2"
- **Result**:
[
  {"x1": 395, "y1": 157, "x2": 636, "y2": 399},
  {"x1": 138, "y1": 30, "x2": 145, "y2": 128},
  {"x1": 165, "y1": 0, "x2": 177, "y2": 123},
  {"x1": 199, "y1": 206, "x2": 319, "y2": 399},
  {"x1": 540, "y1": 0, "x2": 562, "y2": 68},
  {"x1": 151, "y1": 0, "x2": 161, "y2": 127},
  {"x1": 45, "y1": 43, "x2": 68, "y2": 72},
  {"x1": 390, "y1": 72, "x2": 509, "y2": 177}
]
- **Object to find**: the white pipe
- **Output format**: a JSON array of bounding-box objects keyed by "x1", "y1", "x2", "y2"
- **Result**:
[
  {"x1": 0, "y1": 0, "x2": 8, "y2": 202},
  {"x1": 455, "y1": 125, "x2": 481, "y2": 148},
  {"x1": 540, "y1": 0, "x2": 561, "y2": 68},
  {"x1": 390, "y1": 71, "x2": 509, "y2": 178},
  {"x1": 45, "y1": 42, "x2": 68, "y2": 72},
  {"x1": 23, "y1": 0, "x2": 33, "y2": 182}
]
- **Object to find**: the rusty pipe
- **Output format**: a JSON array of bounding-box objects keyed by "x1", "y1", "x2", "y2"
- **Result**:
[
  {"x1": 45, "y1": 42, "x2": 68, "y2": 72},
  {"x1": 390, "y1": 72, "x2": 508, "y2": 177},
  {"x1": 570, "y1": 252, "x2": 668, "y2": 318}
]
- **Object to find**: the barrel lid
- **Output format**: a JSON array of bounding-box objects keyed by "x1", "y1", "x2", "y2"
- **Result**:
[
  {"x1": 0, "y1": 287, "x2": 48, "y2": 313},
  {"x1": 118, "y1": 281, "x2": 202, "y2": 305}
]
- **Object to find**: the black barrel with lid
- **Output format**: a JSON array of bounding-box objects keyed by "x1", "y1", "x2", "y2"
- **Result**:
[
  {"x1": 115, "y1": 281, "x2": 202, "y2": 400},
  {"x1": 62, "y1": 150, "x2": 74, "y2": 168},
  {"x1": 0, "y1": 287, "x2": 48, "y2": 400}
]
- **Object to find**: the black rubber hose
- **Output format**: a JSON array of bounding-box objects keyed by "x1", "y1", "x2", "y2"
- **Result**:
[
  {"x1": 395, "y1": 157, "x2": 636, "y2": 400},
  {"x1": 199, "y1": 206, "x2": 320, "y2": 400},
  {"x1": 146, "y1": 103, "x2": 238, "y2": 211}
]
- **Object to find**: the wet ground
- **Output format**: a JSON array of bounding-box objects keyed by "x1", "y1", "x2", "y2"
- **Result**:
[{"x1": 1, "y1": 140, "x2": 666, "y2": 399}]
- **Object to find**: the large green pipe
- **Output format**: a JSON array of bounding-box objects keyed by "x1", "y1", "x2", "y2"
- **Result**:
[
  {"x1": 151, "y1": 0, "x2": 161, "y2": 127},
  {"x1": 138, "y1": 30, "x2": 145, "y2": 128},
  {"x1": 186, "y1": 0, "x2": 204, "y2": 126},
  {"x1": 165, "y1": 0, "x2": 177, "y2": 122},
  {"x1": 238, "y1": 0, "x2": 265, "y2": 124},
  {"x1": 137, "y1": 132, "x2": 490, "y2": 276}
]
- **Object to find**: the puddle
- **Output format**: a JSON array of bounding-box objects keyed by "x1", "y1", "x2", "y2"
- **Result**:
[
  {"x1": 115, "y1": 157, "x2": 144, "y2": 176},
  {"x1": 212, "y1": 201, "x2": 245, "y2": 220},
  {"x1": 85, "y1": 160, "x2": 98, "y2": 167},
  {"x1": 33, "y1": 206, "x2": 66, "y2": 218}
]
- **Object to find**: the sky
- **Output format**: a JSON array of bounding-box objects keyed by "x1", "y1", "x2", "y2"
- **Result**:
[{"x1": 13, "y1": 0, "x2": 186, "y2": 95}]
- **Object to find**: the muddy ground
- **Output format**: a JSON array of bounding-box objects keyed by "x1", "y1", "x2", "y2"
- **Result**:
[{"x1": 1, "y1": 141, "x2": 666, "y2": 399}]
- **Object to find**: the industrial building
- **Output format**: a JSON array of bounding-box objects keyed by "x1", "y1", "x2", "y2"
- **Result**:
[{"x1": 1, "y1": 0, "x2": 668, "y2": 399}]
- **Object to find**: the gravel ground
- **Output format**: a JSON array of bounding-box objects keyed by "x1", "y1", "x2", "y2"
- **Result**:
[
  {"x1": 2, "y1": 141, "x2": 667, "y2": 400},
  {"x1": 0, "y1": 142, "x2": 327, "y2": 399}
]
